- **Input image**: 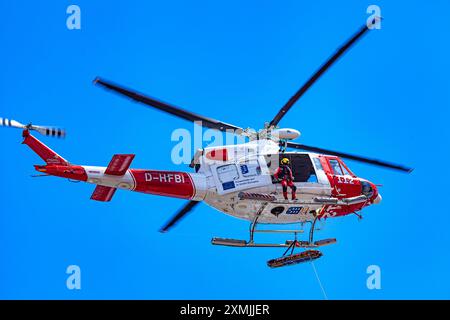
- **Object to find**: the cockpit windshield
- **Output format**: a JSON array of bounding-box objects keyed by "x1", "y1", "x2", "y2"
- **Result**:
[
  {"x1": 329, "y1": 159, "x2": 344, "y2": 175},
  {"x1": 328, "y1": 158, "x2": 355, "y2": 176}
]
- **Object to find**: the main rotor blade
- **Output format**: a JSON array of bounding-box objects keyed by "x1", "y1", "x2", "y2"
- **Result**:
[
  {"x1": 160, "y1": 200, "x2": 200, "y2": 233},
  {"x1": 269, "y1": 18, "x2": 379, "y2": 127},
  {"x1": 94, "y1": 78, "x2": 243, "y2": 133},
  {"x1": 286, "y1": 142, "x2": 413, "y2": 173}
]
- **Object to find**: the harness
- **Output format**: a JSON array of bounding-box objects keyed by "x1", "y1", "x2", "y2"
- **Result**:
[{"x1": 278, "y1": 165, "x2": 293, "y2": 181}]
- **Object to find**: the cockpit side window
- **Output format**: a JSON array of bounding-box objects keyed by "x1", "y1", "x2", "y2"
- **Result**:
[{"x1": 329, "y1": 159, "x2": 344, "y2": 175}]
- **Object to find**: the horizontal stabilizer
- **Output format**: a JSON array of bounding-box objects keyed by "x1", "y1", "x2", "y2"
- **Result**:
[
  {"x1": 105, "y1": 154, "x2": 135, "y2": 176},
  {"x1": 91, "y1": 185, "x2": 117, "y2": 202}
]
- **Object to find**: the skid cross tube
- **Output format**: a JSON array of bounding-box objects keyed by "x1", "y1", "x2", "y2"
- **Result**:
[
  {"x1": 309, "y1": 215, "x2": 319, "y2": 244},
  {"x1": 249, "y1": 202, "x2": 267, "y2": 244},
  {"x1": 254, "y1": 229, "x2": 304, "y2": 234}
]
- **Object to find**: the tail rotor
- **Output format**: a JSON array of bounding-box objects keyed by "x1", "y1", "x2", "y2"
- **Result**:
[{"x1": 0, "y1": 117, "x2": 66, "y2": 138}]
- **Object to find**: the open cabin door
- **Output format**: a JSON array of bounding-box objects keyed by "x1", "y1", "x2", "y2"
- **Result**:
[{"x1": 265, "y1": 153, "x2": 331, "y2": 194}]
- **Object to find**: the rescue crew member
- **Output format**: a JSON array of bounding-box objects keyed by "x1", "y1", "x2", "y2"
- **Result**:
[{"x1": 274, "y1": 157, "x2": 297, "y2": 200}]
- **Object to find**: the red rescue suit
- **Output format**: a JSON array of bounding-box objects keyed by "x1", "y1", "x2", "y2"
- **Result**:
[{"x1": 274, "y1": 165, "x2": 297, "y2": 200}]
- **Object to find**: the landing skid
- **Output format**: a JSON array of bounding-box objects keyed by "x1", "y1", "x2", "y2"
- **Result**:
[
  {"x1": 211, "y1": 206, "x2": 336, "y2": 267},
  {"x1": 211, "y1": 238, "x2": 336, "y2": 248}
]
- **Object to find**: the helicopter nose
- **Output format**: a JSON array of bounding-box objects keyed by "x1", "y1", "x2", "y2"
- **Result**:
[{"x1": 373, "y1": 193, "x2": 382, "y2": 204}]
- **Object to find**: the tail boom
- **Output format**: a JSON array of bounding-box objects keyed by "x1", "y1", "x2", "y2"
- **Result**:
[
  {"x1": 84, "y1": 167, "x2": 206, "y2": 200},
  {"x1": 35, "y1": 164, "x2": 206, "y2": 201},
  {"x1": 129, "y1": 169, "x2": 205, "y2": 200},
  {"x1": 24, "y1": 131, "x2": 207, "y2": 201},
  {"x1": 35, "y1": 164, "x2": 88, "y2": 181}
]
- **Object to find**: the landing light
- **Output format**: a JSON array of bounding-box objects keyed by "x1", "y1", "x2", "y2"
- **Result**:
[{"x1": 373, "y1": 194, "x2": 382, "y2": 204}]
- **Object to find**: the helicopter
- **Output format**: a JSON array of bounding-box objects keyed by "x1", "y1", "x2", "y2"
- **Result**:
[{"x1": 1, "y1": 17, "x2": 412, "y2": 268}]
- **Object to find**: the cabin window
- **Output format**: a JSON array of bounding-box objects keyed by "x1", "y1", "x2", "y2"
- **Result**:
[
  {"x1": 238, "y1": 157, "x2": 261, "y2": 177},
  {"x1": 217, "y1": 164, "x2": 239, "y2": 183},
  {"x1": 313, "y1": 158, "x2": 323, "y2": 171},
  {"x1": 329, "y1": 159, "x2": 344, "y2": 175},
  {"x1": 306, "y1": 172, "x2": 318, "y2": 183}
]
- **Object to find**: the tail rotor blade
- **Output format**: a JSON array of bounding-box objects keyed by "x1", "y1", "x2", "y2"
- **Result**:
[
  {"x1": 31, "y1": 125, "x2": 66, "y2": 138},
  {"x1": 0, "y1": 117, "x2": 26, "y2": 129},
  {"x1": 1, "y1": 117, "x2": 66, "y2": 138},
  {"x1": 160, "y1": 201, "x2": 200, "y2": 233}
]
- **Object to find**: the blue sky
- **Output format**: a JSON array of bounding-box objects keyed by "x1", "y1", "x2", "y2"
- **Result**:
[{"x1": 0, "y1": 1, "x2": 449, "y2": 299}]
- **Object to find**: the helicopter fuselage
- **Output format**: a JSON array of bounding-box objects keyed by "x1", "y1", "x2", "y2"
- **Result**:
[{"x1": 27, "y1": 133, "x2": 380, "y2": 224}]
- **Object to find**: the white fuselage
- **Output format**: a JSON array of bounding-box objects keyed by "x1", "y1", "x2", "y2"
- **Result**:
[{"x1": 193, "y1": 140, "x2": 332, "y2": 224}]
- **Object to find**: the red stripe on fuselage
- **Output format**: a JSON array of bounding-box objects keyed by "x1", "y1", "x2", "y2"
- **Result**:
[{"x1": 129, "y1": 170, "x2": 195, "y2": 199}]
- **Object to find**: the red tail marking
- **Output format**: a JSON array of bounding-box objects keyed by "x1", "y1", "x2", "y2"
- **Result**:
[{"x1": 22, "y1": 130, "x2": 68, "y2": 165}]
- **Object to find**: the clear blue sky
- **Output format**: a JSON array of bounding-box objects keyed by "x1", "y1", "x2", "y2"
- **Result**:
[{"x1": 1, "y1": 1, "x2": 449, "y2": 299}]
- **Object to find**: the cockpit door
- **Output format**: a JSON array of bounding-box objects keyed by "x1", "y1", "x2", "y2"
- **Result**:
[{"x1": 326, "y1": 157, "x2": 361, "y2": 197}]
